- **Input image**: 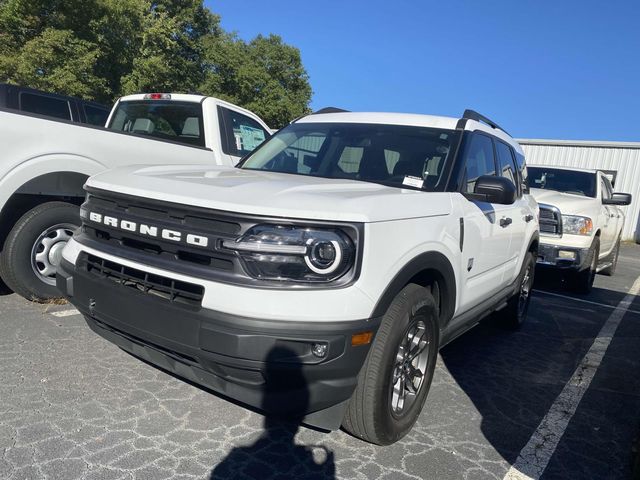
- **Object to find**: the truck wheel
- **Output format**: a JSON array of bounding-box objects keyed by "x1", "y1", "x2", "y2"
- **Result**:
[
  {"x1": 0, "y1": 202, "x2": 79, "y2": 302},
  {"x1": 570, "y1": 237, "x2": 599, "y2": 294},
  {"x1": 500, "y1": 252, "x2": 535, "y2": 328},
  {"x1": 342, "y1": 283, "x2": 439, "y2": 445},
  {"x1": 600, "y1": 236, "x2": 620, "y2": 276}
]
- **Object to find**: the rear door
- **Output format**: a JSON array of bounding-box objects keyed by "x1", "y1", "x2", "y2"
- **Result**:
[{"x1": 455, "y1": 132, "x2": 514, "y2": 314}]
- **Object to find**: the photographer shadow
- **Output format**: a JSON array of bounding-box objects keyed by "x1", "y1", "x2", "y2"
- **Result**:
[{"x1": 210, "y1": 346, "x2": 336, "y2": 480}]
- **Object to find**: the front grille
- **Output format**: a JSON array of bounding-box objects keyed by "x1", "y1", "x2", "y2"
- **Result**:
[
  {"x1": 84, "y1": 253, "x2": 204, "y2": 307},
  {"x1": 81, "y1": 190, "x2": 245, "y2": 281},
  {"x1": 539, "y1": 204, "x2": 562, "y2": 236}
]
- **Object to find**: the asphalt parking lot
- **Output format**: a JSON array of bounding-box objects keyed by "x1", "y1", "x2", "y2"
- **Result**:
[{"x1": 1, "y1": 244, "x2": 639, "y2": 480}]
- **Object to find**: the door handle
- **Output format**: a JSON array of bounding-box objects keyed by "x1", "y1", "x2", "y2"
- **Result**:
[
  {"x1": 524, "y1": 214, "x2": 534, "y2": 223},
  {"x1": 500, "y1": 217, "x2": 512, "y2": 228}
]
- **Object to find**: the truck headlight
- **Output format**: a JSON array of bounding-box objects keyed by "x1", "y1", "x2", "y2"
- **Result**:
[
  {"x1": 562, "y1": 215, "x2": 593, "y2": 235},
  {"x1": 222, "y1": 224, "x2": 355, "y2": 282}
]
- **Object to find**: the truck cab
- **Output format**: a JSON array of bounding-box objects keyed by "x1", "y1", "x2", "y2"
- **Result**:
[{"x1": 107, "y1": 93, "x2": 270, "y2": 165}]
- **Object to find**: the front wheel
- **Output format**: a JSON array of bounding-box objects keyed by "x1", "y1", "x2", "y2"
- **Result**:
[
  {"x1": 600, "y1": 236, "x2": 620, "y2": 276},
  {"x1": 342, "y1": 283, "x2": 439, "y2": 445},
  {"x1": 570, "y1": 237, "x2": 599, "y2": 294},
  {"x1": 0, "y1": 202, "x2": 79, "y2": 302}
]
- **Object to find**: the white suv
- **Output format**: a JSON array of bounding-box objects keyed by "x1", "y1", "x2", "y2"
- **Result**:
[{"x1": 58, "y1": 109, "x2": 539, "y2": 445}]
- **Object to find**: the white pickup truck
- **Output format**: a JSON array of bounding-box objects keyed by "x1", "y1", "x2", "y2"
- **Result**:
[
  {"x1": 0, "y1": 93, "x2": 270, "y2": 301},
  {"x1": 529, "y1": 166, "x2": 632, "y2": 292}
]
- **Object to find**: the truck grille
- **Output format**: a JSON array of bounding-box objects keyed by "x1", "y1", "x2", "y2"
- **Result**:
[
  {"x1": 539, "y1": 204, "x2": 562, "y2": 236},
  {"x1": 84, "y1": 253, "x2": 204, "y2": 307}
]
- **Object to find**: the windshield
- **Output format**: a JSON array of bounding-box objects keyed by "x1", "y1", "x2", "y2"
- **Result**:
[
  {"x1": 528, "y1": 167, "x2": 596, "y2": 197},
  {"x1": 107, "y1": 100, "x2": 205, "y2": 147},
  {"x1": 239, "y1": 122, "x2": 459, "y2": 191}
]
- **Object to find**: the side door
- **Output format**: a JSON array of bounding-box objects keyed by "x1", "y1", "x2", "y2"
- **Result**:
[
  {"x1": 455, "y1": 132, "x2": 514, "y2": 315},
  {"x1": 599, "y1": 174, "x2": 617, "y2": 255},
  {"x1": 216, "y1": 105, "x2": 271, "y2": 165},
  {"x1": 494, "y1": 140, "x2": 528, "y2": 284}
]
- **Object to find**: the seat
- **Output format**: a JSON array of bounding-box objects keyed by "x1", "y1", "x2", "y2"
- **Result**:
[
  {"x1": 181, "y1": 117, "x2": 200, "y2": 137},
  {"x1": 131, "y1": 118, "x2": 154, "y2": 134}
]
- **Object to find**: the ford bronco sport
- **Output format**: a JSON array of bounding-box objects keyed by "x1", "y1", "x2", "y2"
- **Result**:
[{"x1": 58, "y1": 109, "x2": 539, "y2": 445}]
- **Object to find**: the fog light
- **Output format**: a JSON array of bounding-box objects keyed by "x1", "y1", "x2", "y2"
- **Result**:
[
  {"x1": 311, "y1": 343, "x2": 328, "y2": 358},
  {"x1": 558, "y1": 250, "x2": 576, "y2": 260}
]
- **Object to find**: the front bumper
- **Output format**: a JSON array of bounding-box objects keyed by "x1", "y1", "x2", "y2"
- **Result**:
[
  {"x1": 536, "y1": 243, "x2": 591, "y2": 271},
  {"x1": 57, "y1": 257, "x2": 380, "y2": 430}
]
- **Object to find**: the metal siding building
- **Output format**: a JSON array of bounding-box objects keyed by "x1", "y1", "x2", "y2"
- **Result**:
[{"x1": 518, "y1": 139, "x2": 640, "y2": 242}]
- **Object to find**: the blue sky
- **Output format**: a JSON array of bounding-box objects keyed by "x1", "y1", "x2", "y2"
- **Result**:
[{"x1": 208, "y1": 1, "x2": 640, "y2": 141}]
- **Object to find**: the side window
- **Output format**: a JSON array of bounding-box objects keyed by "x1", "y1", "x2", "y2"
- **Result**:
[
  {"x1": 514, "y1": 152, "x2": 529, "y2": 193},
  {"x1": 463, "y1": 134, "x2": 496, "y2": 194},
  {"x1": 219, "y1": 107, "x2": 270, "y2": 157},
  {"x1": 495, "y1": 141, "x2": 519, "y2": 194},
  {"x1": 20, "y1": 92, "x2": 72, "y2": 120},
  {"x1": 83, "y1": 104, "x2": 110, "y2": 126}
]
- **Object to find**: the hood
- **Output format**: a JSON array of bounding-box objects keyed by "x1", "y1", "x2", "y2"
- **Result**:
[
  {"x1": 86, "y1": 165, "x2": 452, "y2": 223},
  {"x1": 530, "y1": 188, "x2": 599, "y2": 216}
]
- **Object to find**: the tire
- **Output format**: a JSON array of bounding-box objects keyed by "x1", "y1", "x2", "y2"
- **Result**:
[
  {"x1": 0, "y1": 202, "x2": 79, "y2": 302},
  {"x1": 500, "y1": 252, "x2": 535, "y2": 329},
  {"x1": 600, "y1": 236, "x2": 620, "y2": 276},
  {"x1": 342, "y1": 283, "x2": 439, "y2": 445},
  {"x1": 570, "y1": 237, "x2": 599, "y2": 294}
]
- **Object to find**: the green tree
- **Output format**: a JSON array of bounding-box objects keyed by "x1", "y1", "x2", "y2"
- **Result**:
[
  {"x1": 200, "y1": 33, "x2": 312, "y2": 127},
  {"x1": 0, "y1": 0, "x2": 311, "y2": 126}
]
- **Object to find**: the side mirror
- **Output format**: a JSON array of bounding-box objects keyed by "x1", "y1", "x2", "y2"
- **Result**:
[
  {"x1": 603, "y1": 192, "x2": 632, "y2": 206},
  {"x1": 473, "y1": 175, "x2": 517, "y2": 204}
]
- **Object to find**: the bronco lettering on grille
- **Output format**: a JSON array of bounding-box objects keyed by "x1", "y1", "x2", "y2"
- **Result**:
[{"x1": 88, "y1": 212, "x2": 209, "y2": 247}]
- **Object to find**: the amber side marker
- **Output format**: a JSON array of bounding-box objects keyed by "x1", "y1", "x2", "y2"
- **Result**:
[{"x1": 351, "y1": 331, "x2": 373, "y2": 346}]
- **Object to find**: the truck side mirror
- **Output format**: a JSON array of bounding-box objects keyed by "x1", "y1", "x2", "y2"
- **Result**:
[
  {"x1": 473, "y1": 175, "x2": 517, "y2": 205},
  {"x1": 603, "y1": 192, "x2": 632, "y2": 206}
]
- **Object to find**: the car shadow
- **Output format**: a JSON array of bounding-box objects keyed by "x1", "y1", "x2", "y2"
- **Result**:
[
  {"x1": 439, "y1": 272, "x2": 640, "y2": 479},
  {"x1": 209, "y1": 345, "x2": 335, "y2": 479},
  {"x1": 0, "y1": 277, "x2": 12, "y2": 296}
]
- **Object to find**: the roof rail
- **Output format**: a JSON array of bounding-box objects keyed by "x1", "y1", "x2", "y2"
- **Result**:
[
  {"x1": 462, "y1": 109, "x2": 509, "y2": 136},
  {"x1": 311, "y1": 107, "x2": 350, "y2": 115},
  {"x1": 290, "y1": 106, "x2": 349, "y2": 124}
]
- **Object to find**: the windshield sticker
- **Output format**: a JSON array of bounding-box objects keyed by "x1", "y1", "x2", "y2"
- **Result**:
[
  {"x1": 239, "y1": 125, "x2": 266, "y2": 152},
  {"x1": 402, "y1": 176, "x2": 424, "y2": 189}
]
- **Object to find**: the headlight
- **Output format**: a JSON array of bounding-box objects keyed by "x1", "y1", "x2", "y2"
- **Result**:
[
  {"x1": 562, "y1": 215, "x2": 593, "y2": 235},
  {"x1": 222, "y1": 224, "x2": 355, "y2": 283}
]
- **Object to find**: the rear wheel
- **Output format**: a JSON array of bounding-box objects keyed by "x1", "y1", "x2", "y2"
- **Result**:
[
  {"x1": 570, "y1": 237, "x2": 599, "y2": 294},
  {"x1": 500, "y1": 252, "x2": 535, "y2": 328},
  {"x1": 0, "y1": 202, "x2": 79, "y2": 302},
  {"x1": 342, "y1": 283, "x2": 439, "y2": 445}
]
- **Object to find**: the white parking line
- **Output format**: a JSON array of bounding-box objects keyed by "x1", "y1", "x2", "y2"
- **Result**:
[
  {"x1": 50, "y1": 308, "x2": 79, "y2": 317},
  {"x1": 533, "y1": 289, "x2": 640, "y2": 315},
  {"x1": 504, "y1": 275, "x2": 640, "y2": 480}
]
